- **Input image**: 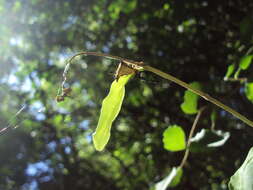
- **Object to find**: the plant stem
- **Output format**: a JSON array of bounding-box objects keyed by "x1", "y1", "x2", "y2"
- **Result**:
[
  {"x1": 68, "y1": 51, "x2": 143, "y2": 68},
  {"x1": 179, "y1": 107, "x2": 205, "y2": 168},
  {"x1": 57, "y1": 51, "x2": 144, "y2": 98},
  {"x1": 143, "y1": 65, "x2": 253, "y2": 128},
  {"x1": 59, "y1": 51, "x2": 253, "y2": 128}
]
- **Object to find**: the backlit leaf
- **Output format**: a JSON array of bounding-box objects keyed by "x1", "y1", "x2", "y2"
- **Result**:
[
  {"x1": 224, "y1": 64, "x2": 235, "y2": 80},
  {"x1": 239, "y1": 55, "x2": 253, "y2": 70},
  {"x1": 229, "y1": 147, "x2": 253, "y2": 190},
  {"x1": 180, "y1": 82, "x2": 201, "y2": 114},
  {"x1": 163, "y1": 125, "x2": 186, "y2": 152},
  {"x1": 169, "y1": 167, "x2": 183, "y2": 187},
  {"x1": 155, "y1": 167, "x2": 183, "y2": 190},
  {"x1": 245, "y1": 82, "x2": 253, "y2": 103},
  {"x1": 233, "y1": 68, "x2": 241, "y2": 79},
  {"x1": 92, "y1": 74, "x2": 133, "y2": 151}
]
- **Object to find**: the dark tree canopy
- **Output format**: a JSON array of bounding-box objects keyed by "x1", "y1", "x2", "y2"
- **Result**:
[{"x1": 0, "y1": 0, "x2": 253, "y2": 189}]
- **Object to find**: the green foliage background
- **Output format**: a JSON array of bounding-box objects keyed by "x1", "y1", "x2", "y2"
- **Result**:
[{"x1": 0, "y1": 0, "x2": 253, "y2": 189}]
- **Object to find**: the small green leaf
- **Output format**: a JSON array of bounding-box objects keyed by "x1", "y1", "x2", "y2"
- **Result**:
[
  {"x1": 234, "y1": 68, "x2": 241, "y2": 79},
  {"x1": 92, "y1": 74, "x2": 133, "y2": 151},
  {"x1": 229, "y1": 147, "x2": 253, "y2": 190},
  {"x1": 180, "y1": 82, "x2": 201, "y2": 114},
  {"x1": 224, "y1": 64, "x2": 235, "y2": 80},
  {"x1": 245, "y1": 82, "x2": 253, "y2": 103},
  {"x1": 155, "y1": 167, "x2": 183, "y2": 190},
  {"x1": 163, "y1": 125, "x2": 186, "y2": 152},
  {"x1": 169, "y1": 167, "x2": 183, "y2": 187},
  {"x1": 239, "y1": 55, "x2": 253, "y2": 70}
]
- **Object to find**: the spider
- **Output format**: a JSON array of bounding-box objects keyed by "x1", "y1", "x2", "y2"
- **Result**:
[{"x1": 55, "y1": 87, "x2": 72, "y2": 102}]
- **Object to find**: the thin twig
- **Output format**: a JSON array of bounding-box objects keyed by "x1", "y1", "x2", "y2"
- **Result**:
[
  {"x1": 67, "y1": 52, "x2": 143, "y2": 67},
  {"x1": 179, "y1": 107, "x2": 205, "y2": 168},
  {"x1": 0, "y1": 105, "x2": 26, "y2": 136},
  {"x1": 224, "y1": 77, "x2": 247, "y2": 83},
  {"x1": 56, "y1": 51, "x2": 144, "y2": 98}
]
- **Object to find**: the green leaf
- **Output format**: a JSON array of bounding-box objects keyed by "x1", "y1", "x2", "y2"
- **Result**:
[
  {"x1": 234, "y1": 68, "x2": 241, "y2": 80},
  {"x1": 235, "y1": 55, "x2": 253, "y2": 79},
  {"x1": 180, "y1": 82, "x2": 201, "y2": 114},
  {"x1": 169, "y1": 167, "x2": 183, "y2": 187},
  {"x1": 190, "y1": 129, "x2": 230, "y2": 152},
  {"x1": 239, "y1": 55, "x2": 253, "y2": 70},
  {"x1": 229, "y1": 147, "x2": 253, "y2": 190},
  {"x1": 92, "y1": 74, "x2": 133, "y2": 151},
  {"x1": 224, "y1": 64, "x2": 235, "y2": 80},
  {"x1": 245, "y1": 82, "x2": 253, "y2": 103},
  {"x1": 155, "y1": 167, "x2": 183, "y2": 190},
  {"x1": 163, "y1": 125, "x2": 186, "y2": 152}
]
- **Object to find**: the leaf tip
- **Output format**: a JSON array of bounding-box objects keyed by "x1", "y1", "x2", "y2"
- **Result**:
[{"x1": 92, "y1": 132, "x2": 106, "y2": 151}]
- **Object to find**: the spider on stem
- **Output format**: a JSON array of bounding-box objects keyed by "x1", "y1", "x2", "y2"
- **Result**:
[{"x1": 55, "y1": 87, "x2": 72, "y2": 102}]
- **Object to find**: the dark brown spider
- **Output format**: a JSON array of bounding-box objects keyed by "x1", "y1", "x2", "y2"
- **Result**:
[{"x1": 55, "y1": 87, "x2": 72, "y2": 102}]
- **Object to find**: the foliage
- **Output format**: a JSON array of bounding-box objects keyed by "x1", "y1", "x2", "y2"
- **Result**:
[
  {"x1": 224, "y1": 64, "x2": 235, "y2": 80},
  {"x1": 239, "y1": 55, "x2": 253, "y2": 70},
  {"x1": 162, "y1": 125, "x2": 186, "y2": 152},
  {"x1": 180, "y1": 82, "x2": 201, "y2": 114},
  {"x1": 155, "y1": 167, "x2": 183, "y2": 190},
  {"x1": 229, "y1": 147, "x2": 253, "y2": 190},
  {"x1": 245, "y1": 83, "x2": 253, "y2": 103},
  {"x1": 0, "y1": 0, "x2": 253, "y2": 189}
]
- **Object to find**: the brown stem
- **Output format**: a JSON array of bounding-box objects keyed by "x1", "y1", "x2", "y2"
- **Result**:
[
  {"x1": 179, "y1": 107, "x2": 205, "y2": 168},
  {"x1": 143, "y1": 65, "x2": 253, "y2": 128}
]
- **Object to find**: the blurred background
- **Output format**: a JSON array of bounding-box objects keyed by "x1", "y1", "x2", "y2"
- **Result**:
[{"x1": 0, "y1": 0, "x2": 253, "y2": 189}]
